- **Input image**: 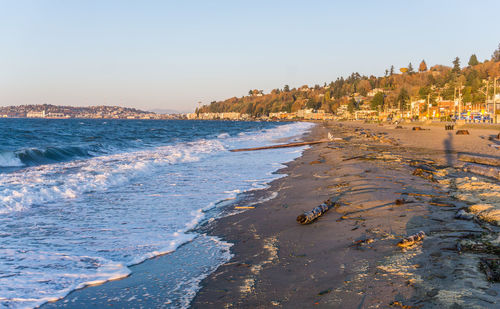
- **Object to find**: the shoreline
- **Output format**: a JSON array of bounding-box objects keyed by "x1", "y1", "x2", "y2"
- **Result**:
[
  {"x1": 39, "y1": 120, "x2": 499, "y2": 308},
  {"x1": 192, "y1": 121, "x2": 499, "y2": 308},
  {"x1": 38, "y1": 122, "x2": 314, "y2": 308}
]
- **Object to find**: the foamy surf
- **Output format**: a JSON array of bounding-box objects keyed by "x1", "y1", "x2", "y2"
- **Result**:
[{"x1": 0, "y1": 119, "x2": 314, "y2": 308}]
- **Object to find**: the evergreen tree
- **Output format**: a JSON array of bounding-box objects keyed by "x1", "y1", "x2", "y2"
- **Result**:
[
  {"x1": 468, "y1": 54, "x2": 479, "y2": 66},
  {"x1": 492, "y1": 43, "x2": 500, "y2": 62},
  {"x1": 390, "y1": 65, "x2": 394, "y2": 75},
  {"x1": 347, "y1": 98, "x2": 356, "y2": 113},
  {"x1": 283, "y1": 85, "x2": 290, "y2": 92},
  {"x1": 419, "y1": 60, "x2": 427, "y2": 72},
  {"x1": 385, "y1": 69, "x2": 389, "y2": 77},
  {"x1": 408, "y1": 62, "x2": 415, "y2": 74},
  {"x1": 370, "y1": 92, "x2": 384, "y2": 110},
  {"x1": 397, "y1": 88, "x2": 410, "y2": 110},
  {"x1": 452, "y1": 57, "x2": 461, "y2": 73}
]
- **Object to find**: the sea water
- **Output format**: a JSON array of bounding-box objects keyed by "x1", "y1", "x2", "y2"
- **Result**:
[{"x1": 0, "y1": 119, "x2": 314, "y2": 308}]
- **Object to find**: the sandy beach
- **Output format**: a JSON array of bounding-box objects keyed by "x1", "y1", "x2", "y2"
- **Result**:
[
  {"x1": 42, "y1": 121, "x2": 500, "y2": 308},
  {"x1": 192, "y1": 121, "x2": 500, "y2": 308}
]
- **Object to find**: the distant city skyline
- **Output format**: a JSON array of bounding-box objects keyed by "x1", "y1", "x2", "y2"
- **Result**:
[{"x1": 1, "y1": 0, "x2": 499, "y2": 112}]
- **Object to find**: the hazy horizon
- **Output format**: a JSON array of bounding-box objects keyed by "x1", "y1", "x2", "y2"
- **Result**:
[{"x1": 1, "y1": 0, "x2": 499, "y2": 112}]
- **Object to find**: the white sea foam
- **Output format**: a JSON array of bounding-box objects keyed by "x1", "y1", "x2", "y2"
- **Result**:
[
  {"x1": 0, "y1": 121, "x2": 315, "y2": 308},
  {"x1": 0, "y1": 151, "x2": 24, "y2": 167}
]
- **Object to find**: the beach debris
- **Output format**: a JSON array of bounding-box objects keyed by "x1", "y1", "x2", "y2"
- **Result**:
[
  {"x1": 480, "y1": 258, "x2": 500, "y2": 282},
  {"x1": 389, "y1": 300, "x2": 417, "y2": 308},
  {"x1": 455, "y1": 209, "x2": 474, "y2": 220},
  {"x1": 456, "y1": 129, "x2": 470, "y2": 135},
  {"x1": 296, "y1": 199, "x2": 337, "y2": 224},
  {"x1": 395, "y1": 199, "x2": 406, "y2": 205},
  {"x1": 458, "y1": 154, "x2": 500, "y2": 167},
  {"x1": 317, "y1": 289, "x2": 332, "y2": 296},
  {"x1": 467, "y1": 204, "x2": 500, "y2": 226},
  {"x1": 463, "y1": 163, "x2": 500, "y2": 180},
  {"x1": 395, "y1": 125, "x2": 404, "y2": 129},
  {"x1": 309, "y1": 158, "x2": 325, "y2": 164},
  {"x1": 428, "y1": 201, "x2": 455, "y2": 207},
  {"x1": 397, "y1": 231, "x2": 425, "y2": 248},
  {"x1": 412, "y1": 127, "x2": 422, "y2": 131},
  {"x1": 351, "y1": 237, "x2": 374, "y2": 248},
  {"x1": 229, "y1": 140, "x2": 329, "y2": 152},
  {"x1": 412, "y1": 168, "x2": 434, "y2": 181},
  {"x1": 445, "y1": 124, "x2": 455, "y2": 130}
]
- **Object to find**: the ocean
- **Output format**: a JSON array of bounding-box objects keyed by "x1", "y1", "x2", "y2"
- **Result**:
[{"x1": 0, "y1": 119, "x2": 314, "y2": 308}]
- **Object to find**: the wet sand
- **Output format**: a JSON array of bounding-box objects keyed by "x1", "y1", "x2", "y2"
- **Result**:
[
  {"x1": 193, "y1": 121, "x2": 500, "y2": 308},
  {"x1": 42, "y1": 121, "x2": 500, "y2": 308}
]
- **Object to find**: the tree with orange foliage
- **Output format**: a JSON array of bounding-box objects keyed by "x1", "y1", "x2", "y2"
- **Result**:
[{"x1": 419, "y1": 60, "x2": 427, "y2": 72}]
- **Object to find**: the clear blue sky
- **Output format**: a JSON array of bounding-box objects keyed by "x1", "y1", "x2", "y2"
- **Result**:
[{"x1": 1, "y1": 0, "x2": 498, "y2": 112}]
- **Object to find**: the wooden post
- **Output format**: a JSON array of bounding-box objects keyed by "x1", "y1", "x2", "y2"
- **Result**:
[{"x1": 494, "y1": 77, "x2": 497, "y2": 124}]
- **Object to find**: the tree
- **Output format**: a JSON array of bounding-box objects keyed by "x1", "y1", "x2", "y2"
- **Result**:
[
  {"x1": 248, "y1": 90, "x2": 253, "y2": 95},
  {"x1": 283, "y1": 85, "x2": 290, "y2": 92},
  {"x1": 452, "y1": 57, "x2": 461, "y2": 73},
  {"x1": 397, "y1": 88, "x2": 410, "y2": 110},
  {"x1": 492, "y1": 43, "x2": 500, "y2": 62},
  {"x1": 357, "y1": 80, "x2": 372, "y2": 96},
  {"x1": 390, "y1": 65, "x2": 394, "y2": 76},
  {"x1": 370, "y1": 92, "x2": 384, "y2": 110},
  {"x1": 347, "y1": 98, "x2": 357, "y2": 113},
  {"x1": 385, "y1": 69, "x2": 389, "y2": 77},
  {"x1": 468, "y1": 54, "x2": 479, "y2": 66},
  {"x1": 419, "y1": 60, "x2": 427, "y2": 72},
  {"x1": 408, "y1": 62, "x2": 415, "y2": 74},
  {"x1": 418, "y1": 86, "x2": 431, "y2": 99}
]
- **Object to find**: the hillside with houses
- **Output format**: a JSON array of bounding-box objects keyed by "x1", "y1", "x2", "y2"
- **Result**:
[{"x1": 193, "y1": 45, "x2": 500, "y2": 123}]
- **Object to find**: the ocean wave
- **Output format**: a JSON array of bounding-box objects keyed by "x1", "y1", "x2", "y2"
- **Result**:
[
  {"x1": 0, "y1": 151, "x2": 24, "y2": 167},
  {"x1": 0, "y1": 145, "x2": 99, "y2": 168},
  {"x1": 0, "y1": 121, "x2": 315, "y2": 308},
  {"x1": 0, "y1": 139, "x2": 226, "y2": 214}
]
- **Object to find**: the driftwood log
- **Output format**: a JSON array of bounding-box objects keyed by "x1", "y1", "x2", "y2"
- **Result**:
[
  {"x1": 456, "y1": 129, "x2": 470, "y2": 135},
  {"x1": 296, "y1": 198, "x2": 337, "y2": 224},
  {"x1": 463, "y1": 163, "x2": 500, "y2": 180},
  {"x1": 230, "y1": 140, "x2": 329, "y2": 152},
  {"x1": 397, "y1": 231, "x2": 426, "y2": 248},
  {"x1": 458, "y1": 154, "x2": 500, "y2": 167}
]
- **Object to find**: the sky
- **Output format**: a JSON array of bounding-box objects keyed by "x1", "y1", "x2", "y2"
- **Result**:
[{"x1": 1, "y1": 0, "x2": 499, "y2": 113}]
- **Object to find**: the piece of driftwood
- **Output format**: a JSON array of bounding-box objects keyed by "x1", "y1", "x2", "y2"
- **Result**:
[
  {"x1": 412, "y1": 127, "x2": 422, "y2": 131},
  {"x1": 296, "y1": 199, "x2": 337, "y2": 224},
  {"x1": 445, "y1": 124, "x2": 455, "y2": 130},
  {"x1": 458, "y1": 154, "x2": 500, "y2": 167},
  {"x1": 397, "y1": 231, "x2": 425, "y2": 248},
  {"x1": 480, "y1": 258, "x2": 500, "y2": 282},
  {"x1": 456, "y1": 129, "x2": 470, "y2": 135},
  {"x1": 412, "y1": 168, "x2": 435, "y2": 181},
  {"x1": 463, "y1": 163, "x2": 500, "y2": 180},
  {"x1": 229, "y1": 140, "x2": 328, "y2": 152}
]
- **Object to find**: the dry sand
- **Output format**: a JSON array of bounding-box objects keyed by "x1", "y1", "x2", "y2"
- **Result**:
[{"x1": 192, "y1": 121, "x2": 500, "y2": 308}]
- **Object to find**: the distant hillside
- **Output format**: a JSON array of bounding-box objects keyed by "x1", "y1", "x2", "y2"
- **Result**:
[
  {"x1": 198, "y1": 46, "x2": 500, "y2": 117},
  {"x1": 0, "y1": 104, "x2": 155, "y2": 118}
]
